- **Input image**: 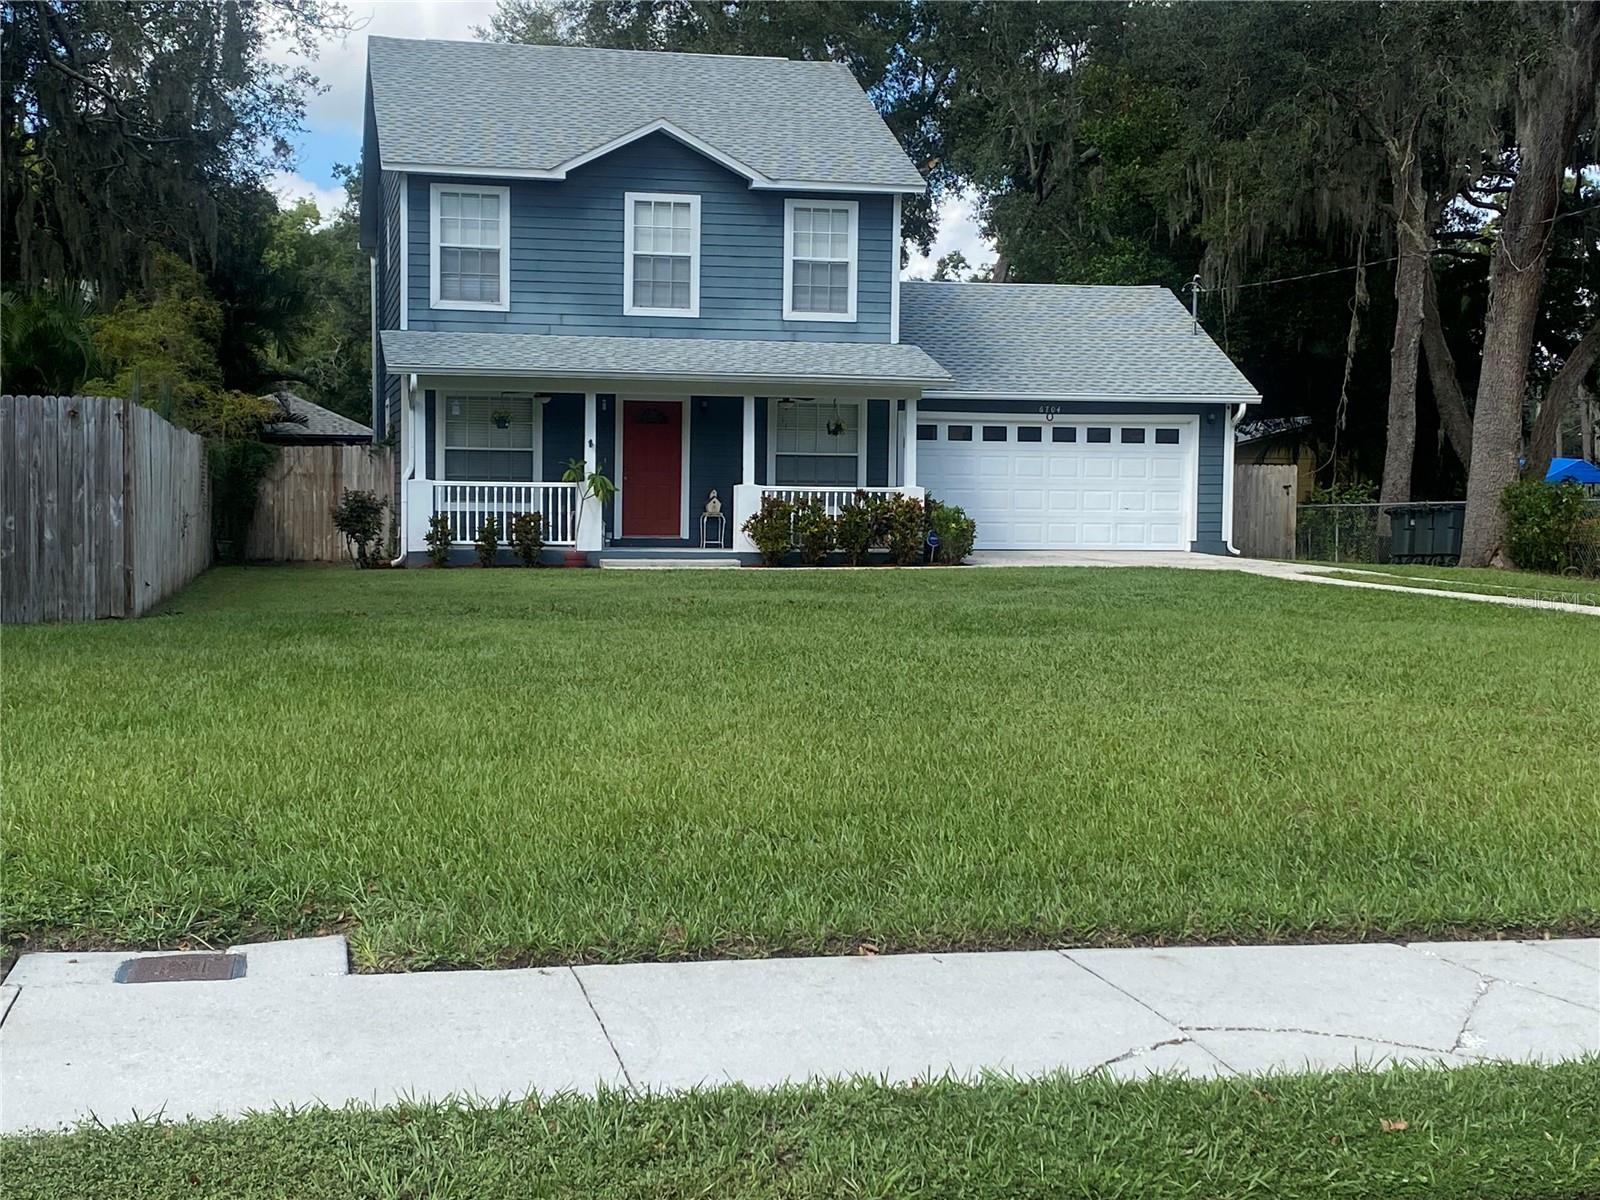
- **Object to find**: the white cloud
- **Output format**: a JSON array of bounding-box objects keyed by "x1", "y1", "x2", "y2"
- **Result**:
[
  {"x1": 274, "y1": 1, "x2": 501, "y2": 138},
  {"x1": 903, "y1": 191, "x2": 997, "y2": 280},
  {"x1": 267, "y1": 170, "x2": 351, "y2": 224}
]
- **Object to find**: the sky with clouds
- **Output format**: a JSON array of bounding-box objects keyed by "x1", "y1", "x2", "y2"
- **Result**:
[{"x1": 270, "y1": 1, "x2": 993, "y2": 276}]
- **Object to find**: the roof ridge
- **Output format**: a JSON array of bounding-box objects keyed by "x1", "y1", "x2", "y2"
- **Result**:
[
  {"x1": 369, "y1": 34, "x2": 794, "y2": 65},
  {"x1": 903, "y1": 280, "x2": 1164, "y2": 290}
]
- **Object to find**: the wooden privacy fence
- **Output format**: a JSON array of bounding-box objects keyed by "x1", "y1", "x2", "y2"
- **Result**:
[
  {"x1": 1, "y1": 395, "x2": 211, "y2": 623},
  {"x1": 1232, "y1": 463, "x2": 1298, "y2": 559},
  {"x1": 246, "y1": 443, "x2": 392, "y2": 562}
]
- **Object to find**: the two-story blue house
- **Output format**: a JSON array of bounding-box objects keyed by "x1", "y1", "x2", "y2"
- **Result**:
[{"x1": 360, "y1": 37, "x2": 1259, "y2": 562}]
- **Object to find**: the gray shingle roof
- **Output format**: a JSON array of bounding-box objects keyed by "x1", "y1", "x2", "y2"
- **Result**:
[
  {"x1": 899, "y1": 282, "x2": 1260, "y2": 401},
  {"x1": 381, "y1": 330, "x2": 950, "y2": 388},
  {"x1": 1236, "y1": 415, "x2": 1313, "y2": 445},
  {"x1": 262, "y1": 392, "x2": 373, "y2": 442},
  {"x1": 367, "y1": 37, "x2": 926, "y2": 192}
]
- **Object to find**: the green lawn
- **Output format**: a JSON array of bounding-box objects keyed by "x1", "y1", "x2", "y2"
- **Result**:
[
  {"x1": 1313, "y1": 563, "x2": 1600, "y2": 607},
  {"x1": 3, "y1": 565, "x2": 1597, "y2": 968},
  {"x1": 6, "y1": 1062, "x2": 1598, "y2": 1200}
]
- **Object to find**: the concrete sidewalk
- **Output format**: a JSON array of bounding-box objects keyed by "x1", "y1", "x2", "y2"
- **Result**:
[{"x1": 2, "y1": 937, "x2": 1594, "y2": 1133}]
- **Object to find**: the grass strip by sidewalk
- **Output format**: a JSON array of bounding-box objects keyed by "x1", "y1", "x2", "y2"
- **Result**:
[
  {"x1": 1313, "y1": 566, "x2": 1600, "y2": 608},
  {"x1": 4, "y1": 1060, "x2": 1597, "y2": 1200}
]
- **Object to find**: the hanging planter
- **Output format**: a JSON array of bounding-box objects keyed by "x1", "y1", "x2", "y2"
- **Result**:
[
  {"x1": 825, "y1": 398, "x2": 845, "y2": 438},
  {"x1": 491, "y1": 408, "x2": 513, "y2": 430}
]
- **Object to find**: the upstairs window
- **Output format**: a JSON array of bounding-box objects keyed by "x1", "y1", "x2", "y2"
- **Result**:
[
  {"x1": 430, "y1": 184, "x2": 510, "y2": 311},
  {"x1": 624, "y1": 193, "x2": 700, "y2": 317},
  {"x1": 784, "y1": 200, "x2": 857, "y2": 321}
]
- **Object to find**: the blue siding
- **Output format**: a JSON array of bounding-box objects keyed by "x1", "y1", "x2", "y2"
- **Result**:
[
  {"x1": 541, "y1": 394, "x2": 585, "y2": 480},
  {"x1": 404, "y1": 133, "x2": 893, "y2": 342},
  {"x1": 689, "y1": 397, "x2": 742, "y2": 539},
  {"x1": 918, "y1": 399, "x2": 1231, "y2": 553}
]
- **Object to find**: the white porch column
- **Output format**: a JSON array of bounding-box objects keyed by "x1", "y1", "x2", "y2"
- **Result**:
[
  {"x1": 403, "y1": 377, "x2": 430, "y2": 554},
  {"x1": 903, "y1": 395, "x2": 918, "y2": 489},
  {"x1": 741, "y1": 394, "x2": 757, "y2": 483},
  {"x1": 578, "y1": 391, "x2": 603, "y2": 551}
]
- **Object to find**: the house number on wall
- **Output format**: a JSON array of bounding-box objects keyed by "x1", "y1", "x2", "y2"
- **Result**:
[{"x1": 1037, "y1": 404, "x2": 1062, "y2": 419}]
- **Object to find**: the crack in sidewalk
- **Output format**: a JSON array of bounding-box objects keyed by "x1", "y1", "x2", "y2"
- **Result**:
[
  {"x1": 1450, "y1": 979, "x2": 1492, "y2": 1055},
  {"x1": 1182, "y1": 1024, "x2": 1457, "y2": 1057},
  {"x1": 568, "y1": 969, "x2": 635, "y2": 1091},
  {"x1": 1403, "y1": 944, "x2": 1599, "y2": 1016},
  {"x1": 1089, "y1": 1036, "x2": 1194, "y2": 1074},
  {"x1": 1058, "y1": 952, "x2": 1237, "y2": 1074}
]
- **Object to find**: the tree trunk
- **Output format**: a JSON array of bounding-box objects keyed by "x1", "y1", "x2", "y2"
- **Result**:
[
  {"x1": 1526, "y1": 315, "x2": 1600, "y2": 478},
  {"x1": 1582, "y1": 389, "x2": 1595, "y2": 461},
  {"x1": 1379, "y1": 152, "x2": 1430, "y2": 508},
  {"x1": 1460, "y1": 3, "x2": 1600, "y2": 565},
  {"x1": 1420, "y1": 270, "x2": 1474, "y2": 468}
]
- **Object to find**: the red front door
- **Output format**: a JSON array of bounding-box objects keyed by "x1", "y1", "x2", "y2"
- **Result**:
[{"x1": 621, "y1": 400, "x2": 683, "y2": 537}]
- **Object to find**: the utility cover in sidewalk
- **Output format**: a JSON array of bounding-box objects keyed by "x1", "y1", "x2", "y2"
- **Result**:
[{"x1": 114, "y1": 954, "x2": 246, "y2": 984}]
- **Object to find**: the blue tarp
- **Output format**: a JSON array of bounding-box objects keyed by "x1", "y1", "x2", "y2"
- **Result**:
[{"x1": 1545, "y1": 457, "x2": 1600, "y2": 484}]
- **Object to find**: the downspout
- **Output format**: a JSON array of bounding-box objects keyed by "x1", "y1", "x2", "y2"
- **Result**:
[
  {"x1": 1221, "y1": 402, "x2": 1247, "y2": 555},
  {"x1": 388, "y1": 373, "x2": 412, "y2": 568}
]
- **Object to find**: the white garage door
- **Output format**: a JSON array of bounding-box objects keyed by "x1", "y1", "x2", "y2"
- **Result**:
[{"x1": 915, "y1": 417, "x2": 1196, "y2": 550}]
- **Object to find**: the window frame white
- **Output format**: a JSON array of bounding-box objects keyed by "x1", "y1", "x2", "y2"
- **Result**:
[
  {"x1": 429, "y1": 182, "x2": 512, "y2": 312},
  {"x1": 622, "y1": 191, "x2": 702, "y2": 318},
  {"x1": 436, "y1": 391, "x2": 541, "y2": 482},
  {"x1": 782, "y1": 199, "x2": 858, "y2": 323},
  {"x1": 765, "y1": 397, "x2": 867, "y2": 487}
]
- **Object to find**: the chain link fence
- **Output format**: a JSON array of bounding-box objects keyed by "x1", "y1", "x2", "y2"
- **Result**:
[{"x1": 1296, "y1": 498, "x2": 1600, "y2": 574}]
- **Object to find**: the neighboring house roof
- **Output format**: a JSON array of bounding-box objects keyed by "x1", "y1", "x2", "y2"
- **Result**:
[
  {"x1": 1236, "y1": 415, "x2": 1314, "y2": 446},
  {"x1": 380, "y1": 330, "x2": 951, "y2": 389},
  {"x1": 262, "y1": 393, "x2": 373, "y2": 444},
  {"x1": 366, "y1": 37, "x2": 926, "y2": 193},
  {"x1": 899, "y1": 282, "x2": 1261, "y2": 402}
]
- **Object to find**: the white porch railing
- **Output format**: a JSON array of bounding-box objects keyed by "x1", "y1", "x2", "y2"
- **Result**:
[
  {"x1": 730, "y1": 485, "x2": 924, "y2": 553},
  {"x1": 754, "y1": 486, "x2": 919, "y2": 518},
  {"x1": 432, "y1": 482, "x2": 581, "y2": 546}
]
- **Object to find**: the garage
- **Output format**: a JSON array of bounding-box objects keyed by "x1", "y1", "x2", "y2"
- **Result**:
[{"x1": 915, "y1": 415, "x2": 1197, "y2": 550}]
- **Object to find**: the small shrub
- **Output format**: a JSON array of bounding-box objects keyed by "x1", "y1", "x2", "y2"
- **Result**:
[
  {"x1": 927, "y1": 497, "x2": 977, "y2": 564},
  {"x1": 1501, "y1": 480, "x2": 1589, "y2": 573},
  {"x1": 879, "y1": 494, "x2": 927, "y2": 565},
  {"x1": 474, "y1": 516, "x2": 501, "y2": 567},
  {"x1": 424, "y1": 513, "x2": 454, "y2": 567},
  {"x1": 835, "y1": 492, "x2": 879, "y2": 565},
  {"x1": 510, "y1": 511, "x2": 544, "y2": 567},
  {"x1": 329, "y1": 488, "x2": 388, "y2": 568},
  {"x1": 792, "y1": 499, "x2": 835, "y2": 566},
  {"x1": 742, "y1": 495, "x2": 795, "y2": 566}
]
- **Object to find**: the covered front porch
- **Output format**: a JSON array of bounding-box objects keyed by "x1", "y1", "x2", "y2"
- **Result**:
[
  {"x1": 396, "y1": 386, "x2": 928, "y2": 561},
  {"x1": 381, "y1": 330, "x2": 952, "y2": 564}
]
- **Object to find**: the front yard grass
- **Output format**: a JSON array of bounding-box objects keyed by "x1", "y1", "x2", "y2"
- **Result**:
[
  {"x1": 3, "y1": 565, "x2": 1597, "y2": 967},
  {"x1": 6, "y1": 1061, "x2": 1598, "y2": 1200}
]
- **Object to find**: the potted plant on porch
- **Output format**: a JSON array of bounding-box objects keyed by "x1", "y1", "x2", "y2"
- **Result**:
[{"x1": 560, "y1": 457, "x2": 616, "y2": 567}]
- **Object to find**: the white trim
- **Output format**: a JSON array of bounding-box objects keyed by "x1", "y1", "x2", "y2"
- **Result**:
[
  {"x1": 428, "y1": 182, "x2": 512, "y2": 312},
  {"x1": 401, "y1": 365, "x2": 937, "y2": 391},
  {"x1": 782, "y1": 198, "x2": 858, "y2": 323},
  {"x1": 765, "y1": 397, "x2": 867, "y2": 488},
  {"x1": 903, "y1": 396, "x2": 917, "y2": 488},
  {"x1": 368, "y1": 253, "x2": 380, "y2": 433},
  {"x1": 917, "y1": 411, "x2": 1201, "y2": 545},
  {"x1": 890, "y1": 194, "x2": 902, "y2": 344},
  {"x1": 616, "y1": 396, "x2": 692, "y2": 539},
  {"x1": 741, "y1": 395, "x2": 757, "y2": 484},
  {"x1": 923, "y1": 389, "x2": 1263, "y2": 404},
  {"x1": 397, "y1": 174, "x2": 409, "y2": 330},
  {"x1": 622, "y1": 191, "x2": 701, "y2": 318},
  {"x1": 1222, "y1": 402, "x2": 1246, "y2": 554},
  {"x1": 413, "y1": 373, "x2": 922, "y2": 401},
  {"x1": 383, "y1": 117, "x2": 925, "y2": 196}
]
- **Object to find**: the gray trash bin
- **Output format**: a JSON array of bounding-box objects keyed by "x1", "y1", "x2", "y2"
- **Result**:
[{"x1": 1384, "y1": 503, "x2": 1463, "y2": 564}]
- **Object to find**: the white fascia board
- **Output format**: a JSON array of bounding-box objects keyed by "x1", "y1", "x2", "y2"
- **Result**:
[
  {"x1": 920, "y1": 389, "x2": 1262, "y2": 404},
  {"x1": 399, "y1": 365, "x2": 938, "y2": 391}
]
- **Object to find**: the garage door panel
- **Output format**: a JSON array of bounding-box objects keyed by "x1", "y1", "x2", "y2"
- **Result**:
[{"x1": 917, "y1": 419, "x2": 1194, "y2": 551}]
